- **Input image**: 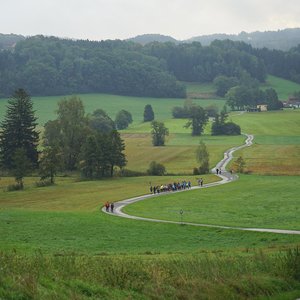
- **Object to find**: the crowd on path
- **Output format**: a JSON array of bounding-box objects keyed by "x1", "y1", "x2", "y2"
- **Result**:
[{"x1": 149, "y1": 180, "x2": 196, "y2": 194}]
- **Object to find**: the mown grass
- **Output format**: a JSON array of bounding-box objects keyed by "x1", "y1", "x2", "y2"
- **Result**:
[
  {"x1": 263, "y1": 75, "x2": 300, "y2": 100},
  {"x1": 2, "y1": 209, "x2": 300, "y2": 255},
  {"x1": 124, "y1": 175, "x2": 300, "y2": 230},
  {"x1": 123, "y1": 130, "x2": 245, "y2": 173},
  {"x1": 0, "y1": 248, "x2": 299, "y2": 300},
  {"x1": 0, "y1": 93, "x2": 226, "y2": 126},
  {"x1": 0, "y1": 77, "x2": 299, "y2": 299},
  {"x1": 0, "y1": 175, "x2": 218, "y2": 211},
  {"x1": 231, "y1": 110, "x2": 300, "y2": 175}
]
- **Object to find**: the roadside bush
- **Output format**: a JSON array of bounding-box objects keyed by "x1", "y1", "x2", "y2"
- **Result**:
[
  {"x1": 193, "y1": 167, "x2": 200, "y2": 175},
  {"x1": 222, "y1": 122, "x2": 241, "y2": 135},
  {"x1": 116, "y1": 168, "x2": 146, "y2": 177},
  {"x1": 6, "y1": 183, "x2": 23, "y2": 192},
  {"x1": 35, "y1": 180, "x2": 54, "y2": 187},
  {"x1": 147, "y1": 161, "x2": 166, "y2": 176}
]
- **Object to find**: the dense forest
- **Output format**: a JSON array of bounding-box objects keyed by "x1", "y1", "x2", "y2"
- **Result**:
[{"x1": 0, "y1": 35, "x2": 300, "y2": 98}]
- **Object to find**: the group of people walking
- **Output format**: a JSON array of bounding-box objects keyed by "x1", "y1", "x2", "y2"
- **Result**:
[
  {"x1": 150, "y1": 180, "x2": 192, "y2": 194},
  {"x1": 104, "y1": 201, "x2": 114, "y2": 213}
]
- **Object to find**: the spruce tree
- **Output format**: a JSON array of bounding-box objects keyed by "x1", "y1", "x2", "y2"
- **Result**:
[
  {"x1": 143, "y1": 104, "x2": 154, "y2": 122},
  {"x1": 0, "y1": 89, "x2": 39, "y2": 169}
]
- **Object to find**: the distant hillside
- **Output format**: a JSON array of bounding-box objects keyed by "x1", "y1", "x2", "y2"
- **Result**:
[
  {"x1": 127, "y1": 34, "x2": 178, "y2": 45},
  {"x1": 187, "y1": 28, "x2": 300, "y2": 51},
  {"x1": 128, "y1": 28, "x2": 300, "y2": 51},
  {"x1": 0, "y1": 33, "x2": 25, "y2": 50}
]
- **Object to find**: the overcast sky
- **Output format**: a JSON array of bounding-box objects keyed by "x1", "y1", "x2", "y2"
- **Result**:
[{"x1": 1, "y1": 0, "x2": 300, "y2": 41}]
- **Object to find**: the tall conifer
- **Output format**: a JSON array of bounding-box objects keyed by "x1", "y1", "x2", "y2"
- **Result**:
[{"x1": 0, "y1": 89, "x2": 39, "y2": 169}]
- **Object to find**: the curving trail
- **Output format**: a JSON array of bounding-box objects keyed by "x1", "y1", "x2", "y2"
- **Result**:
[{"x1": 103, "y1": 133, "x2": 300, "y2": 235}]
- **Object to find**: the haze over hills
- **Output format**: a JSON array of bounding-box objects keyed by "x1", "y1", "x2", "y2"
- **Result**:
[
  {"x1": 128, "y1": 28, "x2": 300, "y2": 51},
  {"x1": 1, "y1": 28, "x2": 300, "y2": 51}
]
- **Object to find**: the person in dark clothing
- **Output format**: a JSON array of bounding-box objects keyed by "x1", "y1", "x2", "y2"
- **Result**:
[{"x1": 110, "y1": 202, "x2": 115, "y2": 213}]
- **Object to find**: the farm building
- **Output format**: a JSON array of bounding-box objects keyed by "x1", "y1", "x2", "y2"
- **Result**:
[
  {"x1": 257, "y1": 104, "x2": 268, "y2": 111},
  {"x1": 246, "y1": 104, "x2": 268, "y2": 112},
  {"x1": 283, "y1": 97, "x2": 300, "y2": 108}
]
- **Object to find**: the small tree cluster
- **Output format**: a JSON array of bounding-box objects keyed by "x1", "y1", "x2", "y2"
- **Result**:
[
  {"x1": 80, "y1": 131, "x2": 126, "y2": 178},
  {"x1": 147, "y1": 161, "x2": 166, "y2": 176},
  {"x1": 43, "y1": 97, "x2": 127, "y2": 179},
  {"x1": 211, "y1": 106, "x2": 241, "y2": 135}
]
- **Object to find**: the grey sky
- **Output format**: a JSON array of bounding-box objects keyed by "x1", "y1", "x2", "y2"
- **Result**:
[{"x1": 1, "y1": 0, "x2": 300, "y2": 40}]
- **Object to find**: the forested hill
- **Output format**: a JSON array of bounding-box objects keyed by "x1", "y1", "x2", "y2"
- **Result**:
[
  {"x1": 127, "y1": 34, "x2": 178, "y2": 45},
  {"x1": 129, "y1": 28, "x2": 300, "y2": 51},
  {"x1": 188, "y1": 28, "x2": 300, "y2": 51},
  {"x1": 0, "y1": 33, "x2": 25, "y2": 50},
  {"x1": 0, "y1": 35, "x2": 300, "y2": 98}
]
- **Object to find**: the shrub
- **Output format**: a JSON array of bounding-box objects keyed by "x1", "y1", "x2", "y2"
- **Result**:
[
  {"x1": 193, "y1": 167, "x2": 200, "y2": 175},
  {"x1": 222, "y1": 122, "x2": 241, "y2": 135},
  {"x1": 35, "y1": 180, "x2": 55, "y2": 187},
  {"x1": 6, "y1": 183, "x2": 23, "y2": 191},
  {"x1": 147, "y1": 161, "x2": 166, "y2": 176},
  {"x1": 116, "y1": 169, "x2": 146, "y2": 177}
]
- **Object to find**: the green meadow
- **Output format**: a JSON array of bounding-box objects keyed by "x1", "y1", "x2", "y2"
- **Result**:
[
  {"x1": 231, "y1": 110, "x2": 300, "y2": 175},
  {"x1": 124, "y1": 175, "x2": 300, "y2": 230},
  {"x1": 0, "y1": 93, "x2": 226, "y2": 126},
  {"x1": 264, "y1": 75, "x2": 300, "y2": 100},
  {"x1": 0, "y1": 77, "x2": 300, "y2": 299}
]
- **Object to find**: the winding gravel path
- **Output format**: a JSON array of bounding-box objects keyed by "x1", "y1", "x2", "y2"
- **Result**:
[{"x1": 103, "y1": 133, "x2": 300, "y2": 235}]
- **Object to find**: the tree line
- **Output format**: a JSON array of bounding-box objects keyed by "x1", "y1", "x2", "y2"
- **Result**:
[
  {"x1": 2, "y1": 36, "x2": 300, "y2": 99},
  {"x1": 0, "y1": 89, "x2": 127, "y2": 189},
  {"x1": 0, "y1": 36, "x2": 185, "y2": 98}
]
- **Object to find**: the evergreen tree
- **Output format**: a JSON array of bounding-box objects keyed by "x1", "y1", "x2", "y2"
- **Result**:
[
  {"x1": 79, "y1": 135, "x2": 99, "y2": 179},
  {"x1": 0, "y1": 89, "x2": 39, "y2": 170},
  {"x1": 106, "y1": 131, "x2": 127, "y2": 177},
  {"x1": 143, "y1": 104, "x2": 154, "y2": 122}
]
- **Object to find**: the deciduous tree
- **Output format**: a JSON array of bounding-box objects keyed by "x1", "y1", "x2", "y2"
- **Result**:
[
  {"x1": 195, "y1": 140, "x2": 209, "y2": 174},
  {"x1": 185, "y1": 106, "x2": 208, "y2": 136},
  {"x1": 151, "y1": 121, "x2": 169, "y2": 146}
]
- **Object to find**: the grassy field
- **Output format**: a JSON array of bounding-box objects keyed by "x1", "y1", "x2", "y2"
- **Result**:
[
  {"x1": 231, "y1": 110, "x2": 300, "y2": 175},
  {"x1": 1, "y1": 77, "x2": 300, "y2": 299},
  {"x1": 0, "y1": 175, "x2": 217, "y2": 212},
  {"x1": 1, "y1": 249, "x2": 300, "y2": 299},
  {"x1": 263, "y1": 75, "x2": 300, "y2": 100},
  {"x1": 123, "y1": 131, "x2": 245, "y2": 173},
  {"x1": 124, "y1": 175, "x2": 300, "y2": 230},
  {"x1": 0, "y1": 93, "x2": 226, "y2": 126}
]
